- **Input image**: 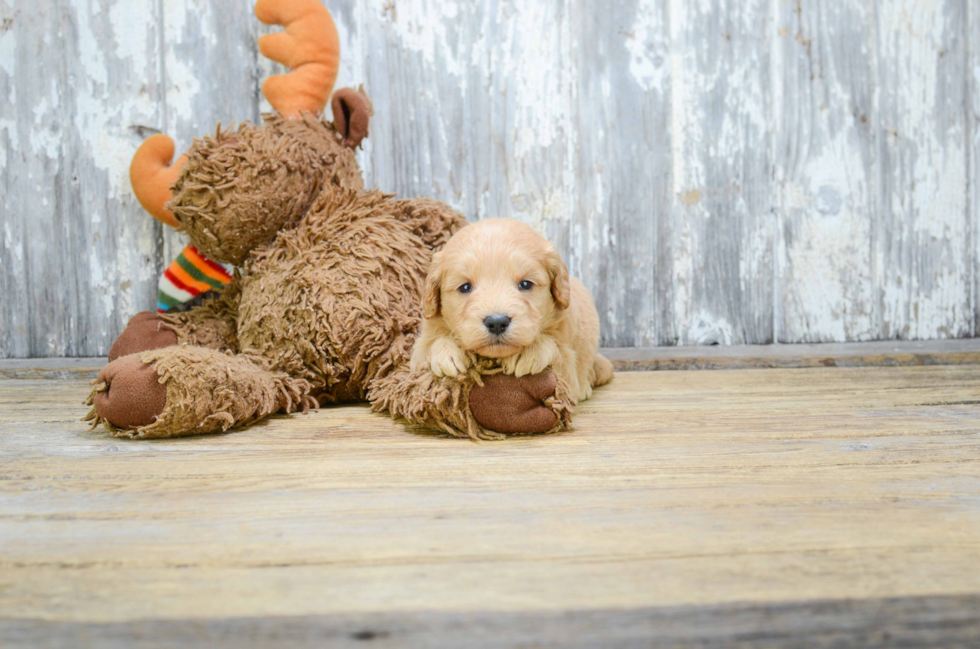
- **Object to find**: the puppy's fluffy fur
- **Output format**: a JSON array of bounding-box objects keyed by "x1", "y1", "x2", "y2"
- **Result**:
[{"x1": 411, "y1": 218, "x2": 613, "y2": 402}]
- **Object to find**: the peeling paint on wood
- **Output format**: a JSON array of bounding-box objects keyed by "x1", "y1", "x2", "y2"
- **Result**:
[
  {"x1": 1, "y1": 0, "x2": 978, "y2": 357},
  {"x1": 970, "y1": 0, "x2": 979, "y2": 337},
  {"x1": 875, "y1": 0, "x2": 971, "y2": 341},
  {"x1": 773, "y1": 0, "x2": 877, "y2": 343},
  {"x1": 667, "y1": 0, "x2": 774, "y2": 346},
  {"x1": 1, "y1": 0, "x2": 162, "y2": 358}
]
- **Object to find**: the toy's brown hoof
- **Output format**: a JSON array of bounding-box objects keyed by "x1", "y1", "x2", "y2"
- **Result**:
[
  {"x1": 92, "y1": 355, "x2": 167, "y2": 429},
  {"x1": 108, "y1": 311, "x2": 178, "y2": 362},
  {"x1": 469, "y1": 371, "x2": 559, "y2": 434}
]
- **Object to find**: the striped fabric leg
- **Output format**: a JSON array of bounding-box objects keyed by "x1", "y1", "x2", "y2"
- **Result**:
[{"x1": 158, "y1": 245, "x2": 233, "y2": 312}]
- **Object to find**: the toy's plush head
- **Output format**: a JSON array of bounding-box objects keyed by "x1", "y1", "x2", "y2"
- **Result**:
[
  {"x1": 128, "y1": 0, "x2": 374, "y2": 267},
  {"x1": 170, "y1": 113, "x2": 363, "y2": 266},
  {"x1": 423, "y1": 218, "x2": 570, "y2": 358}
]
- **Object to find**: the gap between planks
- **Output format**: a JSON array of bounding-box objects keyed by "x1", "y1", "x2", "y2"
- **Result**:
[{"x1": 1, "y1": 339, "x2": 979, "y2": 379}]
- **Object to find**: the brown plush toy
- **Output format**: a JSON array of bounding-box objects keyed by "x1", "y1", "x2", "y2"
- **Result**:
[{"x1": 85, "y1": 0, "x2": 574, "y2": 440}]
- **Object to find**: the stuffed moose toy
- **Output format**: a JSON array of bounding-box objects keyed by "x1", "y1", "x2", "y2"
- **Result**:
[{"x1": 86, "y1": 0, "x2": 574, "y2": 440}]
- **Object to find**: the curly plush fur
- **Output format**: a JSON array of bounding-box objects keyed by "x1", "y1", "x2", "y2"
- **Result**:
[{"x1": 172, "y1": 114, "x2": 363, "y2": 266}]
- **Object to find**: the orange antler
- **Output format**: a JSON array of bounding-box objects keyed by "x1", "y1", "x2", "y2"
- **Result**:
[
  {"x1": 130, "y1": 134, "x2": 187, "y2": 228},
  {"x1": 255, "y1": 0, "x2": 340, "y2": 118}
]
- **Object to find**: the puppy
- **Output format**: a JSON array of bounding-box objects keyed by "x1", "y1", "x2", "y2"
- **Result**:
[{"x1": 411, "y1": 218, "x2": 613, "y2": 402}]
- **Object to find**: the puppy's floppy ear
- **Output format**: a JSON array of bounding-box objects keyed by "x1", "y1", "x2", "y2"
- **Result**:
[
  {"x1": 545, "y1": 244, "x2": 571, "y2": 310},
  {"x1": 422, "y1": 251, "x2": 444, "y2": 319}
]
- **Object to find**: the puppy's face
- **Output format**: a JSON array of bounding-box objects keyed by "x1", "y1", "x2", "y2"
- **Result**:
[{"x1": 423, "y1": 219, "x2": 570, "y2": 358}]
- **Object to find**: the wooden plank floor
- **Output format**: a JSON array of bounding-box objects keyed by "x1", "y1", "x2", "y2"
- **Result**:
[{"x1": 2, "y1": 366, "x2": 980, "y2": 646}]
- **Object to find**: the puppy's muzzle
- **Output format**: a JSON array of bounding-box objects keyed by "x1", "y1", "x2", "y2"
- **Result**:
[{"x1": 484, "y1": 314, "x2": 511, "y2": 336}]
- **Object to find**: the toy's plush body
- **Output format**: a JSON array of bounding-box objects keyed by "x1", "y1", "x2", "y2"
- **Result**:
[{"x1": 86, "y1": 0, "x2": 575, "y2": 440}]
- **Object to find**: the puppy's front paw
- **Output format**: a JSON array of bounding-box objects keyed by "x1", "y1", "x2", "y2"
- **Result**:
[
  {"x1": 504, "y1": 338, "x2": 559, "y2": 377},
  {"x1": 428, "y1": 338, "x2": 470, "y2": 378},
  {"x1": 515, "y1": 350, "x2": 552, "y2": 376}
]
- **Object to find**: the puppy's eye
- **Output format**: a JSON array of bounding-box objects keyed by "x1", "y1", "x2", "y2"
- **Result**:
[
  {"x1": 458, "y1": 282, "x2": 473, "y2": 294},
  {"x1": 518, "y1": 280, "x2": 534, "y2": 291}
]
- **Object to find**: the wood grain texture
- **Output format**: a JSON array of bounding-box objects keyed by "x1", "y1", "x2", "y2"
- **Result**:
[
  {"x1": 0, "y1": 356, "x2": 106, "y2": 379},
  {"x1": 4, "y1": 595, "x2": 980, "y2": 648},
  {"x1": 2, "y1": 0, "x2": 979, "y2": 357},
  {"x1": 601, "y1": 338, "x2": 980, "y2": 370},
  {"x1": 1, "y1": 366, "x2": 980, "y2": 644},
  {"x1": 667, "y1": 0, "x2": 774, "y2": 345},
  {"x1": 0, "y1": 0, "x2": 163, "y2": 357},
  {"x1": 773, "y1": 0, "x2": 876, "y2": 343},
  {"x1": 971, "y1": 0, "x2": 979, "y2": 338},
  {"x1": 875, "y1": 0, "x2": 971, "y2": 340},
  {"x1": 568, "y1": 0, "x2": 669, "y2": 347},
  {"x1": 6, "y1": 339, "x2": 980, "y2": 379}
]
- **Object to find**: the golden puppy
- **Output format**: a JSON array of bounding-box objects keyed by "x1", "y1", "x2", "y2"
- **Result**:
[{"x1": 411, "y1": 218, "x2": 613, "y2": 402}]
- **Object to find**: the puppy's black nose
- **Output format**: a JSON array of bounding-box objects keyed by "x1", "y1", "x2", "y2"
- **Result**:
[{"x1": 484, "y1": 314, "x2": 511, "y2": 335}]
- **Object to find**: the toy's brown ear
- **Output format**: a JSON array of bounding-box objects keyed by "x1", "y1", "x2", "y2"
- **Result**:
[
  {"x1": 422, "y1": 252, "x2": 444, "y2": 319},
  {"x1": 331, "y1": 87, "x2": 373, "y2": 149},
  {"x1": 546, "y1": 244, "x2": 570, "y2": 310}
]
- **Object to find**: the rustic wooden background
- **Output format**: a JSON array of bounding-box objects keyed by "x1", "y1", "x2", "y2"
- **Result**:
[{"x1": 1, "y1": 0, "x2": 978, "y2": 358}]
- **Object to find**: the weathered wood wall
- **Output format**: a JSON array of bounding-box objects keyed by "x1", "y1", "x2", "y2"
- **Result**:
[{"x1": 0, "y1": 0, "x2": 977, "y2": 357}]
